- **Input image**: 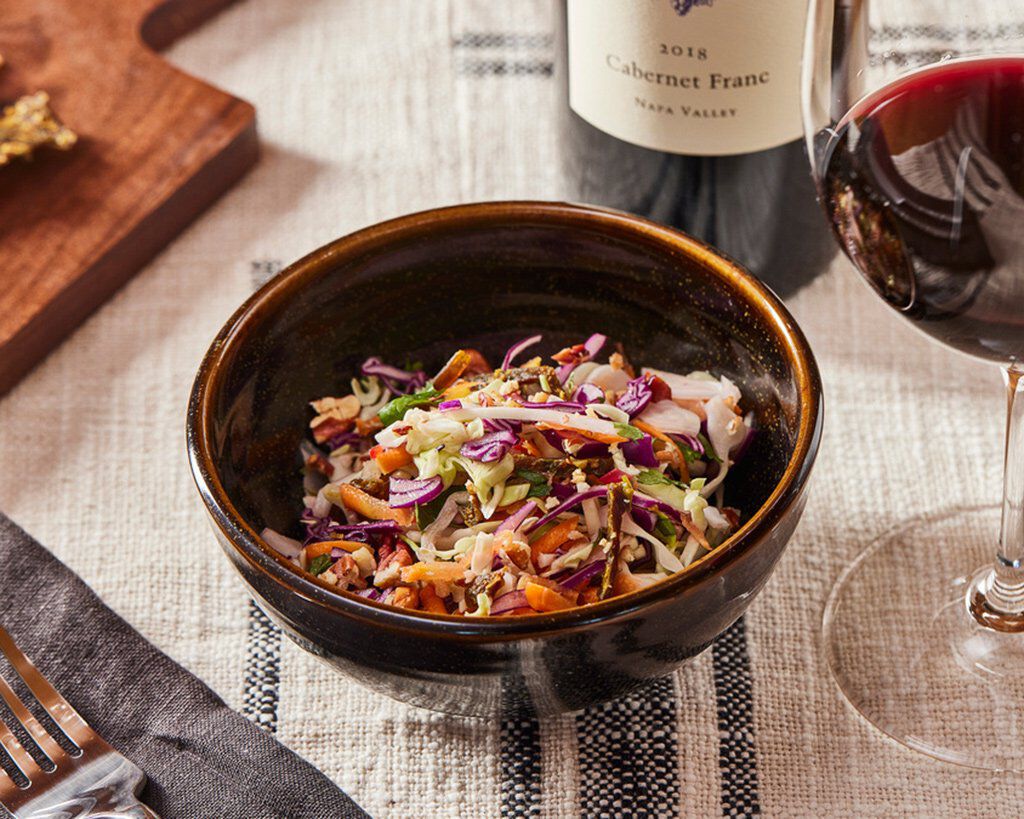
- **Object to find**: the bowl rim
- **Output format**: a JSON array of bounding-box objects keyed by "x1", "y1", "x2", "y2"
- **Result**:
[{"x1": 187, "y1": 200, "x2": 823, "y2": 637}]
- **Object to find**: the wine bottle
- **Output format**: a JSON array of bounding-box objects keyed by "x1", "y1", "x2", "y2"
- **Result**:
[{"x1": 557, "y1": 0, "x2": 835, "y2": 296}]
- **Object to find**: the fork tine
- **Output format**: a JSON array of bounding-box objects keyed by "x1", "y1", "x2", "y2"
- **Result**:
[
  {"x1": 0, "y1": 666, "x2": 69, "y2": 765},
  {"x1": 0, "y1": 626, "x2": 93, "y2": 749},
  {"x1": 0, "y1": 710, "x2": 43, "y2": 781}
]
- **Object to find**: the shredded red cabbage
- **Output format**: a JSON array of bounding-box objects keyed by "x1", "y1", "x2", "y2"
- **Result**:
[
  {"x1": 501, "y1": 334, "x2": 543, "y2": 370},
  {"x1": 460, "y1": 430, "x2": 517, "y2": 462},
  {"x1": 389, "y1": 476, "x2": 444, "y2": 508},
  {"x1": 559, "y1": 560, "x2": 605, "y2": 590},
  {"x1": 630, "y1": 506, "x2": 657, "y2": 532},
  {"x1": 438, "y1": 399, "x2": 463, "y2": 410},
  {"x1": 551, "y1": 482, "x2": 576, "y2": 500},
  {"x1": 616, "y1": 375, "x2": 653, "y2": 417},
  {"x1": 572, "y1": 383, "x2": 604, "y2": 404},
  {"x1": 483, "y1": 418, "x2": 523, "y2": 433},
  {"x1": 621, "y1": 434, "x2": 658, "y2": 468},
  {"x1": 361, "y1": 356, "x2": 427, "y2": 395}
]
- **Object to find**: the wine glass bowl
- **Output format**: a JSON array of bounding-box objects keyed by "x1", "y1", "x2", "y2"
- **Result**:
[{"x1": 803, "y1": 0, "x2": 1024, "y2": 770}]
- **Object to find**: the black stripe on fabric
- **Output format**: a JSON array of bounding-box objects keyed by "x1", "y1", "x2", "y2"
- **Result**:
[
  {"x1": 871, "y1": 23, "x2": 1024, "y2": 42},
  {"x1": 242, "y1": 601, "x2": 282, "y2": 733},
  {"x1": 452, "y1": 31, "x2": 553, "y2": 50},
  {"x1": 576, "y1": 676, "x2": 680, "y2": 819},
  {"x1": 500, "y1": 675, "x2": 543, "y2": 818},
  {"x1": 712, "y1": 617, "x2": 761, "y2": 817},
  {"x1": 250, "y1": 258, "x2": 283, "y2": 289},
  {"x1": 456, "y1": 58, "x2": 554, "y2": 78}
]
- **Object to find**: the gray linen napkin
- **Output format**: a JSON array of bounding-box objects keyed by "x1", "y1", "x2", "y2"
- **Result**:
[{"x1": 0, "y1": 512, "x2": 368, "y2": 819}]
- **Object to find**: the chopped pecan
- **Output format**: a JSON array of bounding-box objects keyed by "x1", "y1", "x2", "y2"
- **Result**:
[
  {"x1": 331, "y1": 555, "x2": 365, "y2": 589},
  {"x1": 310, "y1": 395, "x2": 360, "y2": 426},
  {"x1": 305, "y1": 450, "x2": 335, "y2": 478},
  {"x1": 311, "y1": 415, "x2": 353, "y2": 445},
  {"x1": 375, "y1": 543, "x2": 413, "y2": 588}
]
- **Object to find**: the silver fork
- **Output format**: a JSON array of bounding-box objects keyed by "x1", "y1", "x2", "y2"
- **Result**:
[{"x1": 0, "y1": 624, "x2": 159, "y2": 818}]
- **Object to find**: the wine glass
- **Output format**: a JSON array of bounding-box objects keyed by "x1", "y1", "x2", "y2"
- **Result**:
[{"x1": 802, "y1": 1, "x2": 1024, "y2": 769}]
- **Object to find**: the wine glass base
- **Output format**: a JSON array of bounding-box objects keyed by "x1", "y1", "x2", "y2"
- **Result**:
[{"x1": 824, "y1": 505, "x2": 1024, "y2": 771}]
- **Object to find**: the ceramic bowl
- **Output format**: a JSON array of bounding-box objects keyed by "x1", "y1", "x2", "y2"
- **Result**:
[{"x1": 187, "y1": 201, "x2": 822, "y2": 716}]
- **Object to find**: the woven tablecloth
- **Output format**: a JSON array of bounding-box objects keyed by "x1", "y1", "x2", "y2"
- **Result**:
[{"x1": 1, "y1": 1, "x2": 1021, "y2": 816}]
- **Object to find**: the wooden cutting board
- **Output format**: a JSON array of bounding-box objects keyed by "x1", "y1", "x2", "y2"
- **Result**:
[{"x1": 0, "y1": 0, "x2": 257, "y2": 396}]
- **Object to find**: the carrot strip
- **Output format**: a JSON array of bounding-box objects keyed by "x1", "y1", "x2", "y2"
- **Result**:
[
  {"x1": 524, "y1": 582, "x2": 574, "y2": 612},
  {"x1": 536, "y1": 422, "x2": 626, "y2": 445},
  {"x1": 419, "y1": 584, "x2": 449, "y2": 614},
  {"x1": 401, "y1": 562, "x2": 466, "y2": 583},
  {"x1": 337, "y1": 483, "x2": 413, "y2": 526},
  {"x1": 369, "y1": 444, "x2": 414, "y2": 473},
  {"x1": 529, "y1": 515, "x2": 580, "y2": 563},
  {"x1": 305, "y1": 539, "x2": 367, "y2": 557},
  {"x1": 442, "y1": 380, "x2": 474, "y2": 400}
]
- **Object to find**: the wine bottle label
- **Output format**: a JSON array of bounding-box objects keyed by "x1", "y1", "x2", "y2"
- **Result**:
[{"x1": 567, "y1": 0, "x2": 807, "y2": 156}]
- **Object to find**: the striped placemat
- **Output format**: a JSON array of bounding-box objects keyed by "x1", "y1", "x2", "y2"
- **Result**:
[{"x1": 2, "y1": 1, "x2": 1022, "y2": 816}]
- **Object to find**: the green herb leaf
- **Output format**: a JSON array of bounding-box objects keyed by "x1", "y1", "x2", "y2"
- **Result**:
[
  {"x1": 697, "y1": 432, "x2": 722, "y2": 463},
  {"x1": 308, "y1": 554, "x2": 333, "y2": 576},
  {"x1": 514, "y1": 469, "x2": 551, "y2": 499},
  {"x1": 415, "y1": 485, "x2": 463, "y2": 529},
  {"x1": 378, "y1": 386, "x2": 441, "y2": 427},
  {"x1": 637, "y1": 468, "x2": 673, "y2": 485},
  {"x1": 654, "y1": 513, "x2": 678, "y2": 548},
  {"x1": 613, "y1": 422, "x2": 644, "y2": 441}
]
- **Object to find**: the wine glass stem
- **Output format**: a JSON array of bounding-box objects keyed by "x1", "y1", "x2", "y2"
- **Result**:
[{"x1": 974, "y1": 364, "x2": 1024, "y2": 623}]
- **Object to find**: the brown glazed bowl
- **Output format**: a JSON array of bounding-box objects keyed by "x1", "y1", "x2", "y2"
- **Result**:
[{"x1": 187, "y1": 201, "x2": 822, "y2": 717}]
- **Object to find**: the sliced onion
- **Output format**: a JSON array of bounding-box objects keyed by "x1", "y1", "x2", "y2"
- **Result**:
[
  {"x1": 495, "y1": 500, "x2": 538, "y2": 533},
  {"x1": 357, "y1": 587, "x2": 383, "y2": 601},
  {"x1": 523, "y1": 400, "x2": 585, "y2": 412},
  {"x1": 525, "y1": 487, "x2": 607, "y2": 533},
  {"x1": 261, "y1": 527, "x2": 302, "y2": 559},
  {"x1": 501, "y1": 334, "x2": 543, "y2": 370},
  {"x1": 731, "y1": 425, "x2": 757, "y2": 464},
  {"x1": 421, "y1": 491, "x2": 468, "y2": 550},
  {"x1": 389, "y1": 476, "x2": 444, "y2": 508},
  {"x1": 560, "y1": 559, "x2": 605, "y2": 590},
  {"x1": 491, "y1": 589, "x2": 530, "y2": 614},
  {"x1": 632, "y1": 493, "x2": 683, "y2": 522}
]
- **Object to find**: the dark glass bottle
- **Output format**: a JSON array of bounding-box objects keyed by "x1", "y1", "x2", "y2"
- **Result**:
[{"x1": 556, "y1": 0, "x2": 836, "y2": 297}]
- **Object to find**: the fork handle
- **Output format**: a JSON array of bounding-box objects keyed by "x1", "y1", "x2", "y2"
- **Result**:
[{"x1": 91, "y1": 806, "x2": 160, "y2": 818}]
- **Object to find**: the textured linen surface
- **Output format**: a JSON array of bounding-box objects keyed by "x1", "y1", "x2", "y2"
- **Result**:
[
  {"x1": 0, "y1": 515, "x2": 368, "y2": 819},
  {"x1": 0, "y1": 0, "x2": 1021, "y2": 816}
]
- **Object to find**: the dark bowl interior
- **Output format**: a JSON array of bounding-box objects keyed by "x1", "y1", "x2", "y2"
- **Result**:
[{"x1": 209, "y1": 209, "x2": 802, "y2": 557}]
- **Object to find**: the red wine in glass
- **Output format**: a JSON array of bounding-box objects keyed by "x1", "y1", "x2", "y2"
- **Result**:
[{"x1": 820, "y1": 56, "x2": 1024, "y2": 362}]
